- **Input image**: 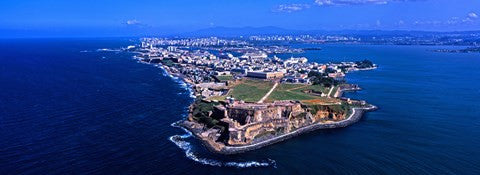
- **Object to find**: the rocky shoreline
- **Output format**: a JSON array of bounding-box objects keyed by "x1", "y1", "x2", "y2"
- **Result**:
[
  {"x1": 181, "y1": 103, "x2": 377, "y2": 155},
  {"x1": 149, "y1": 60, "x2": 377, "y2": 155},
  {"x1": 223, "y1": 105, "x2": 376, "y2": 154}
]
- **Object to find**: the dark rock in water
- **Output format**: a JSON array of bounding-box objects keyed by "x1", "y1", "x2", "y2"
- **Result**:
[{"x1": 149, "y1": 59, "x2": 161, "y2": 63}]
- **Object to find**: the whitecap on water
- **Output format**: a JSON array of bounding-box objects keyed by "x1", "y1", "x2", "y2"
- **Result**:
[
  {"x1": 169, "y1": 122, "x2": 276, "y2": 168},
  {"x1": 97, "y1": 48, "x2": 121, "y2": 52},
  {"x1": 189, "y1": 92, "x2": 196, "y2": 99}
]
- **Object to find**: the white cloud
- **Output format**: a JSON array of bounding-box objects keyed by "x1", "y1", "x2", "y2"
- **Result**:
[
  {"x1": 126, "y1": 19, "x2": 141, "y2": 25},
  {"x1": 413, "y1": 12, "x2": 479, "y2": 27},
  {"x1": 274, "y1": 4, "x2": 311, "y2": 12},
  {"x1": 274, "y1": 0, "x2": 419, "y2": 13},
  {"x1": 468, "y1": 12, "x2": 478, "y2": 19},
  {"x1": 314, "y1": 0, "x2": 417, "y2": 6}
]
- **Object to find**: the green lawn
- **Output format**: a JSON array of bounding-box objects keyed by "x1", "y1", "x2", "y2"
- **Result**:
[
  {"x1": 217, "y1": 75, "x2": 233, "y2": 81},
  {"x1": 267, "y1": 83, "x2": 329, "y2": 102},
  {"x1": 274, "y1": 83, "x2": 306, "y2": 91},
  {"x1": 268, "y1": 90, "x2": 317, "y2": 101},
  {"x1": 227, "y1": 79, "x2": 274, "y2": 102},
  {"x1": 303, "y1": 85, "x2": 328, "y2": 93},
  {"x1": 210, "y1": 80, "x2": 335, "y2": 103},
  {"x1": 160, "y1": 59, "x2": 175, "y2": 67},
  {"x1": 208, "y1": 95, "x2": 227, "y2": 101}
]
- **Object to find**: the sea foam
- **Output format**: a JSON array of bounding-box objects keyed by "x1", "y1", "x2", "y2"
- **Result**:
[
  {"x1": 169, "y1": 122, "x2": 276, "y2": 168},
  {"x1": 97, "y1": 48, "x2": 121, "y2": 52}
]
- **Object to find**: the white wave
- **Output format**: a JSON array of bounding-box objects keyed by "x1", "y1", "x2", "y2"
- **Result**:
[
  {"x1": 169, "y1": 135, "x2": 223, "y2": 167},
  {"x1": 224, "y1": 159, "x2": 275, "y2": 168},
  {"x1": 181, "y1": 83, "x2": 195, "y2": 99},
  {"x1": 179, "y1": 82, "x2": 187, "y2": 88},
  {"x1": 132, "y1": 56, "x2": 142, "y2": 60},
  {"x1": 166, "y1": 75, "x2": 194, "y2": 99},
  {"x1": 189, "y1": 92, "x2": 196, "y2": 99},
  {"x1": 169, "y1": 122, "x2": 276, "y2": 168},
  {"x1": 97, "y1": 48, "x2": 121, "y2": 52},
  {"x1": 130, "y1": 54, "x2": 194, "y2": 100}
]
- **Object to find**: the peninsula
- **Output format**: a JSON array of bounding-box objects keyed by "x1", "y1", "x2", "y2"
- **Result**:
[{"x1": 131, "y1": 37, "x2": 377, "y2": 154}]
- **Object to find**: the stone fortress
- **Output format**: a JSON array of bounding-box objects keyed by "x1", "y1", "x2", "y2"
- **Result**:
[{"x1": 194, "y1": 100, "x2": 347, "y2": 147}]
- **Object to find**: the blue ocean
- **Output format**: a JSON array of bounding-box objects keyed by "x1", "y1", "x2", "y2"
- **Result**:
[{"x1": 1, "y1": 39, "x2": 479, "y2": 174}]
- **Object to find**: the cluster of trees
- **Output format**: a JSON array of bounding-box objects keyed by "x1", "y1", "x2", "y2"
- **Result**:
[
  {"x1": 308, "y1": 71, "x2": 344, "y2": 87},
  {"x1": 355, "y1": 59, "x2": 374, "y2": 69},
  {"x1": 191, "y1": 99, "x2": 219, "y2": 128},
  {"x1": 190, "y1": 99, "x2": 230, "y2": 142},
  {"x1": 160, "y1": 59, "x2": 175, "y2": 67}
]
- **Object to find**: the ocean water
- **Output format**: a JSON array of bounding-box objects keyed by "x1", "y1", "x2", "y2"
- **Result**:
[{"x1": 1, "y1": 39, "x2": 479, "y2": 174}]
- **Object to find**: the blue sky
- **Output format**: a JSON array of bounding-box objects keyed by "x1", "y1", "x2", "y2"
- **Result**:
[{"x1": 1, "y1": 0, "x2": 480, "y2": 37}]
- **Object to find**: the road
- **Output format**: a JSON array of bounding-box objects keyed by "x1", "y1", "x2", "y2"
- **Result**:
[
  {"x1": 327, "y1": 86, "x2": 335, "y2": 97},
  {"x1": 257, "y1": 82, "x2": 279, "y2": 103}
]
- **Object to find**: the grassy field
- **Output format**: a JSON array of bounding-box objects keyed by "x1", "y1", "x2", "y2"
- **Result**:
[
  {"x1": 267, "y1": 89, "x2": 316, "y2": 101},
  {"x1": 160, "y1": 59, "x2": 175, "y2": 67},
  {"x1": 330, "y1": 86, "x2": 339, "y2": 97},
  {"x1": 266, "y1": 83, "x2": 333, "y2": 102},
  {"x1": 227, "y1": 79, "x2": 274, "y2": 102},
  {"x1": 207, "y1": 95, "x2": 227, "y2": 101},
  {"x1": 206, "y1": 79, "x2": 341, "y2": 105},
  {"x1": 216, "y1": 75, "x2": 233, "y2": 81}
]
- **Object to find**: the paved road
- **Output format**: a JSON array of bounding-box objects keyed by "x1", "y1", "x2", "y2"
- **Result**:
[{"x1": 327, "y1": 86, "x2": 335, "y2": 97}]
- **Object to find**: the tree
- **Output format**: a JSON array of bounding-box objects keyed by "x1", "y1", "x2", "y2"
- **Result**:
[
  {"x1": 355, "y1": 59, "x2": 374, "y2": 69},
  {"x1": 308, "y1": 71, "x2": 343, "y2": 87}
]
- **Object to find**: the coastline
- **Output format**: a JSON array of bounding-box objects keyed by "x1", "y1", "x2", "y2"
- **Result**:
[
  {"x1": 139, "y1": 57, "x2": 377, "y2": 155},
  {"x1": 182, "y1": 104, "x2": 376, "y2": 155}
]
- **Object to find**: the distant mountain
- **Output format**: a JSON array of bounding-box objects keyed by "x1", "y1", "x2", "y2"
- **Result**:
[
  {"x1": 181, "y1": 26, "x2": 480, "y2": 37},
  {"x1": 184, "y1": 26, "x2": 303, "y2": 37}
]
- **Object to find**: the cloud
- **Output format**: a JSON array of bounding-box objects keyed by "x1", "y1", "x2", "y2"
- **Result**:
[
  {"x1": 314, "y1": 0, "x2": 418, "y2": 6},
  {"x1": 274, "y1": 4, "x2": 311, "y2": 13},
  {"x1": 126, "y1": 19, "x2": 141, "y2": 25},
  {"x1": 468, "y1": 12, "x2": 478, "y2": 19},
  {"x1": 274, "y1": 0, "x2": 419, "y2": 13},
  {"x1": 451, "y1": 12, "x2": 479, "y2": 24},
  {"x1": 413, "y1": 12, "x2": 480, "y2": 27}
]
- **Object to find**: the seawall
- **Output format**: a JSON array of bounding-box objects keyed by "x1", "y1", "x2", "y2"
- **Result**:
[{"x1": 182, "y1": 105, "x2": 377, "y2": 155}]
